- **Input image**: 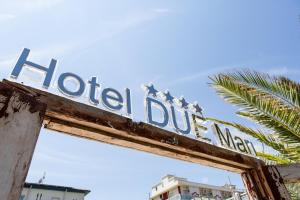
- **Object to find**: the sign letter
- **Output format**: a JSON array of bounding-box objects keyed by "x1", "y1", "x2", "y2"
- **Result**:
[
  {"x1": 192, "y1": 114, "x2": 207, "y2": 138},
  {"x1": 146, "y1": 97, "x2": 169, "y2": 128},
  {"x1": 58, "y1": 72, "x2": 86, "y2": 97},
  {"x1": 88, "y1": 77, "x2": 100, "y2": 105},
  {"x1": 101, "y1": 88, "x2": 124, "y2": 111},
  {"x1": 10, "y1": 48, "x2": 57, "y2": 88},
  {"x1": 212, "y1": 123, "x2": 236, "y2": 150},
  {"x1": 170, "y1": 106, "x2": 191, "y2": 135},
  {"x1": 234, "y1": 136, "x2": 248, "y2": 153}
]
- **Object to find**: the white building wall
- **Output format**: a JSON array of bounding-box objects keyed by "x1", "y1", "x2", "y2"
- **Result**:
[
  {"x1": 212, "y1": 190, "x2": 222, "y2": 200},
  {"x1": 168, "y1": 188, "x2": 179, "y2": 198},
  {"x1": 65, "y1": 192, "x2": 85, "y2": 200},
  {"x1": 189, "y1": 186, "x2": 199, "y2": 196}
]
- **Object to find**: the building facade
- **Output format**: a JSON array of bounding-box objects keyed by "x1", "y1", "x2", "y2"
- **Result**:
[
  {"x1": 150, "y1": 175, "x2": 248, "y2": 200},
  {"x1": 19, "y1": 183, "x2": 90, "y2": 200}
]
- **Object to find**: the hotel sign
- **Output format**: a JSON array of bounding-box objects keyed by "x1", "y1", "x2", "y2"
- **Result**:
[{"x1": 9, "y1": 48, "x2": 257, "y2": 157}]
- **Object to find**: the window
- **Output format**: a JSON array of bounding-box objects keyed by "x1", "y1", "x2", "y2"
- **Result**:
[
  {"x1": 181, "y1": 186, "x2": 190, "y2": 194},
  {"x1": 35, "y1": 193, "x2": 43, "y2": 200},
  {"x1": 221, "y1": 191, "x2": 232, "y2": 198},
  {"x1": 19, "y1": 195, "x2": 25, "y2": 200},
  {"x1": 199, "y1": 188, "x2": 213, "y2": 197}
]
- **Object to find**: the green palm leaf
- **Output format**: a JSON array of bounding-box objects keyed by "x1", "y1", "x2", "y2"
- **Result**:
[
  {"x1": 208, "y1": 70, "x2": 300, "y2": 163},
  {"x1": 226, "y1": 70, "x2": 300, "y2": 110},
  {"x1": 256, "y1": 152, "x2": 290, "y2": 164}
]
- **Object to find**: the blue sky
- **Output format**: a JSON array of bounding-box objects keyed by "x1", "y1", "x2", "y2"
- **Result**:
[{"x1": 1, "y1": 1, "x2": 300, "y2": 200}]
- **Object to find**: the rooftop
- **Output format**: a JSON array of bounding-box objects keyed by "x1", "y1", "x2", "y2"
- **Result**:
[
  {"x1": 24, "y1": 182, "x2": 90, "y2": 196},
  {"x1": 150, "y1": 175, "x2": 244, "y2": 198}
]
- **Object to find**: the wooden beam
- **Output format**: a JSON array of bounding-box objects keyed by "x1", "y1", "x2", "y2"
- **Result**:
[
  {"x1": 2, "y1": 80, "x2": 264, "y2": 173},
  {"x1": 0, "y1": 83, "x2": 46, "y2": 200},
  {"x1": 261, "y1": 165, "x2": 291, "y2": 199},
  {"x1": 242, "y1": 166, "x2": 291, "y2": 200}
]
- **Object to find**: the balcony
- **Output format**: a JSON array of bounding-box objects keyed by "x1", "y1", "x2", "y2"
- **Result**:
[
  {"x1": 168, "y1": 194, "x2": 191, "y2": 200},
  {"x1": 167, "y1": 193, "x2": 247, "y2": 200},
  {"x1": 168, "y1": 194, "x2": 215, "y2": 200}
]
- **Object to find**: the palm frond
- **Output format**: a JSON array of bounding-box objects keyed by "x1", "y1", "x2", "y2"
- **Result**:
[
  {"x1": 285, "y1": 183, "x2": 300, "y2": 200},
  {"x1": 256, "y1": 152, "x2": 291, "y2": 164},
  {"x1": 208, "y1": 70, "x2": 300, "y2": 163},
  {"x1": 226, "y1": 70, "x2": 300, "y2": 110},
  {"x1": 209, "y1": 74, "x2": 300, "y2": 143},
  {"x1": 236, "y1": 111, "x2": 300, "y2": 145}
]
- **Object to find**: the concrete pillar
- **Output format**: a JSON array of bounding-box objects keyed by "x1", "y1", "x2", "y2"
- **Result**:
[{"x1": 0, "y1": 83, "x2": 46, "y2": 200}]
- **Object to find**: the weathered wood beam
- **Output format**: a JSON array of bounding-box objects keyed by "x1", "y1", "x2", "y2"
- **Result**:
[
  {"x1": 261, "y1": 165, "x2": 291, "y2": 199},
  {"x1": 0, "y1": 83, "x2": 46, "y2": 200},
  {"x1": 241, "y1": 165, "x2": 291, "y2": 200},
  {"x1": 2, "y1": 80, "x2": 264, "y2": 173}
]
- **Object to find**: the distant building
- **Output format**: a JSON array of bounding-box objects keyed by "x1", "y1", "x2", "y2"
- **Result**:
[
  {"x1": 150, "y1": 175, "x2": 248, "y2": 200},
  {"x1": 19, "y1": 182, "x2": 90, "y2": 200}
]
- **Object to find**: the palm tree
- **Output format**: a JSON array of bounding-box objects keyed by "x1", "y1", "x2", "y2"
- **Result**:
[
  {"x1": 208, "y1": 70, "x2": 300, "y2": 163},
  {"x1": 207, "y1": 70, "x2": 300, "y2": 198}
]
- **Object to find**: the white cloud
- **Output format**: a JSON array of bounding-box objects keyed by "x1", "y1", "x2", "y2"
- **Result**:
[
  {"x1": 33, "y1": 146, "x2": 91, "y2": 166},
  {"x1": 266, "y1": 66, "x2": 300, "y2": 76},
  {"x1": 153, "y1": 8, "x2": 171, "y2": 14},
  {"x1": 0, "y1": 43, "x2": 76, "y2": 80},
  {"x1": 0, "y1": 14, "x2": 16, "y2": 22},
  {"x1": 1, "y1": 42, "x2": 77, "y2": 65},
  {"x1": 28, "y1": 169, "x2": 93, "y2": 181},
  {"x1": 168, "y1": 66, "x2": 300, "y2": 87},
  {"x1": 266, "y1": 67, "x2": 289, "y2": 76},
  {"x1": 0, "y1": 0, "x2": 64, "y2": 15},
  {"x1": 0, "y1": 0, "x2": 64, "y2": 25},
  {"x1": 29, "y1": 43, "x2": 79, "y2": 61},
  {"x1": 0, "y1": 56, "x2": 18, "y2": 78},
  {"x1": 0, "y1": 7, "x2": 172, "y2": 78},
  {"x1": 93, "y1": 10, "x2": 171, "y2": 40},
  {"x1": 166, "y1": 66, "x2": 238, "y2": 86},
  {"x1": 61, "y1": 9, "x2": 173, "y2": 54},
  {"x1": 0, "y1": 58, "x2": 15, "y2": 67},
  {"x1": 32, "y1": 145, "x2": 115, "y2": 171}
]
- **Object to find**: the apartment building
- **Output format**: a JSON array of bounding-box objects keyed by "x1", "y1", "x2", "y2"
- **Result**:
[{"x1": 150, "y1": 175, "x2": 247, "y2": 200}]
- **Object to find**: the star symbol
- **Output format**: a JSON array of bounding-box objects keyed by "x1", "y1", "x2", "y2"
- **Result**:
[
  {"x1": 178, "y1": 96, "x2": 189, "y2": 109},
  {"x1": 193, "y1": 102, "x2": 203, "y2": 114},
  {"x1": 163, "y1": 90, "x2": 174, "y2": 103},
  {"x1": 145, "y1": 83, "x2": 158, "y2": 97}
]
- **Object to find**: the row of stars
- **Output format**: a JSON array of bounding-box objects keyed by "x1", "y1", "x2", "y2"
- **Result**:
[{"x1": 143, "y1": 83, "x2": 203, "y2": 114}]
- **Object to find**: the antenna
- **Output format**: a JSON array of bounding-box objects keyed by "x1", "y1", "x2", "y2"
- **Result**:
[
  {"x1": 38, "y1": 172, "x2": 46, "y2": 184},
  {"x1": 227, "y1": 176, "x2": 235, "y2": 197},
  {"x1": 227, "y1": 176, "x2": 232, "y2": 185}
]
